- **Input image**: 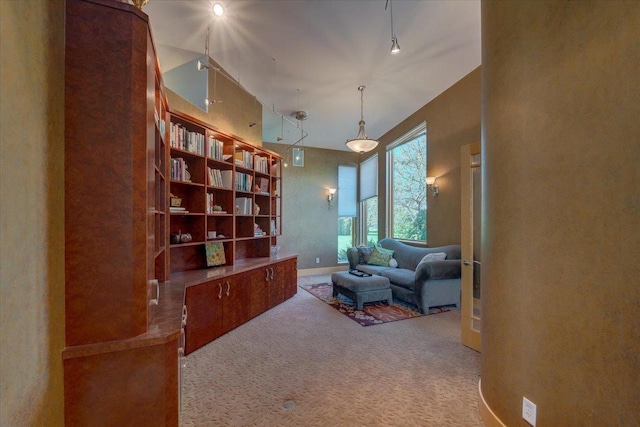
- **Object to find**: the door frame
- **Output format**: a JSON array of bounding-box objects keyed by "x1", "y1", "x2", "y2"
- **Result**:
[{"x1": 461, "y1": 142, "x2": 481, "y2": 351}]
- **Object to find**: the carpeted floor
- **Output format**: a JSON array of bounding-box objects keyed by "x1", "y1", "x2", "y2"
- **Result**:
[{"x1": 180, "y1": 274, "x2": 483, "y2": 427}]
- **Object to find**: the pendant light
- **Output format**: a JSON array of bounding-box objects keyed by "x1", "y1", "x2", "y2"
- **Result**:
[{"x1": 345, "y1": 86, "x2": 378, "y2": 153}]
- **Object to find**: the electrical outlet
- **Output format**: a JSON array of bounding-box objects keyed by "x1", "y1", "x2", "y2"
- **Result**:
[
  {"x1": 522, "y1": 396, "x2": 537, "y2": 426},
  {"x1": 315, "y1": 257, "x2": 320, "y2": 264}
]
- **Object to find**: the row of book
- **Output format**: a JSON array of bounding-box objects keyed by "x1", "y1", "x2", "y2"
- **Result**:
[
  {"x1": 170, "y1": 122, "x2": 205, "y2": 155},
  {"x1": 234, "y1": 149, "x2": 253, "y2": 169},
  {"x1": 235, "y1": 197, "x2": 252, "y2": 215},
  {"x1": 254, "y1": 155, "x2": 269, "y2": 174},
  {"x1": 235, "y1": 172, "x2": 253, "y2": 192},
  {"x1": 170, "y1": 158, "x2": 189, "y2": 182},
  {"x1": 207, "y1": 167, "x2": 233, "y2": 189},
  {"x1": 154, "y1": 108, "x2": 166, "y2": 140},
  {"x1": 208, "y1": 136, "x2": 224, "y2": 161}
]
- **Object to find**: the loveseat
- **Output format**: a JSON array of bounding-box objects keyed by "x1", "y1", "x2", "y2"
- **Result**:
[{"x1": 346, "y1": 238, "x2": 462, "y2": 313}]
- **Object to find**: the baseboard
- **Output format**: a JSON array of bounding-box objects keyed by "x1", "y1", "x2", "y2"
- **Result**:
[
  {"x1": 298, "y1": 266, "x2": 347, "y2": 277},
  {"x1": 478, "y1": 379, "x2": 507, "y2": 427}
]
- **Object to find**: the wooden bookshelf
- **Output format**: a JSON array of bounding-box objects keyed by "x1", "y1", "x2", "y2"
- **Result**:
[{"x1": 167, "y1": 110, "x2": 283, "y2": 274}]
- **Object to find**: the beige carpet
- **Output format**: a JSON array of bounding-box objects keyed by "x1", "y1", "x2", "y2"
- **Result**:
[{"x1": 180, "y1": 275, "x2": 483, "y2": 427}]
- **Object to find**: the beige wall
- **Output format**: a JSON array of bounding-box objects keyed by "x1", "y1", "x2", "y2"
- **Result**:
[
  {"x1": 372, "y1": 67, "x2": 481, "y2": 247},
  {"x1": 0, "y1": 0, "x2": 65, "y2": 425},
  {"x1": 264, "y1": 143, "x2": 359, "y2": 269},
  {"x1": 482, "y1": 1, "x2": 640, "y2": 426},
  {"x1": 166, "y1": 59, "x2": 263, "y2": 147}
]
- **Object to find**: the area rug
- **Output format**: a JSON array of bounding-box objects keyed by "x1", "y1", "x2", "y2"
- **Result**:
[{"x1": 300, "y1": 282, "x2": 450, "y2": 326}]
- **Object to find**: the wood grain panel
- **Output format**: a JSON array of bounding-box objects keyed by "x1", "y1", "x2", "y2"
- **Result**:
[
  {"x1": 64, "y1": 0, "x2": 148, "y2": 346},
  {"x1": 248, "y1": 268, "x2": 269, "y2": 319},
  {"x1": 184, "y1": 281, "x2": 222, "y2": 355},
  {"x1": 222, "y1": 273, "x2": 249, "y2": 334},
  {"x1": 64, "y1": 339, "x2": 178, "y2": 426}
]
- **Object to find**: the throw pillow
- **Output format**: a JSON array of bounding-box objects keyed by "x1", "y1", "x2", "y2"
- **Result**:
[
  {"x1": 356, "y1": 246, "x2": 374, "y2": 265},
  {"x1": 388, "y1": 258, "x2": 398, "y2": 268},
  {"x1": 419, "y1": 252, "x2": 447, "y2": 263},
  {"x1": 368, "y1": 245, "x2": 395, "y2": 267}
]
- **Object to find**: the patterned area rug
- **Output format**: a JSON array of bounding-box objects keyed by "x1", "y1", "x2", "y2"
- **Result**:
[{"x1": 300, "y1": 282, "x2": 450, "y2": 326}]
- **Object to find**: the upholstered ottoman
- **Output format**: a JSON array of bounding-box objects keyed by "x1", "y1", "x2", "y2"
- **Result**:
[{"x1": 331, "y1": 271, "x2": 393, "y2": 310}]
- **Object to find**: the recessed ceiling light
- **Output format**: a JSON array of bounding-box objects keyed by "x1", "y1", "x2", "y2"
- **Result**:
[{"x1": 212, "y1": 2, "x2": 224, "y2": 17}]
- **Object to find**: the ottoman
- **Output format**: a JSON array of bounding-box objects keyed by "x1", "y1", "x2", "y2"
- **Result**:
[{"x1": 331, "y1": 271, "x2": 393, "y2": 310}]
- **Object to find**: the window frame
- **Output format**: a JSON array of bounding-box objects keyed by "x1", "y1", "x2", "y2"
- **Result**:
[{"x1": 385, "y1": 123, "x2": 427, "y2": 244}]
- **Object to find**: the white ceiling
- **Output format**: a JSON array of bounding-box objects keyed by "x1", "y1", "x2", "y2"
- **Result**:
[{"x1": 145, "y1": 0, "x2": 481, "y2": 151}]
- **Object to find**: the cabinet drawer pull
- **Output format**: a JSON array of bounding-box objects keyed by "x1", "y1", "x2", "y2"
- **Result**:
[
  {"x1": 225, "y1": 281, "x2": 230, "y2": 297},
  {"x1": 182, "y1": 305, "x2": 188, "y2": 326},
  {"x1": 265, "y1": 268, "x2": 270, "y2": 281},
  {"x1": 218, "y1": 283, "x2": 223, "y2": 299},
  {"x1": 270, "y1": 267, "x2": 274, "y2": 280}
]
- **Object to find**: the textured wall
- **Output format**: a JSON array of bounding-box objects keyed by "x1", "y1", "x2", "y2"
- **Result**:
[
  {"x1": 0, "y1": 0, "x2": 65, "y2": 425},
  {"x1": 165, "y1": 61, "x2": 263, "y2": 147},
  {"x1": 482, "y1": 1, "x2": 640, "y2": 426},
  {"x1": 264, "y1": 143, "x2": 359, "y2": 269},
  {"x1": 373, "y1": 67, "x2": 481, "y2": 247}
]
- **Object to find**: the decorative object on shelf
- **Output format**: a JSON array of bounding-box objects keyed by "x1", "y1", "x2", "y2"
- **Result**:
[
  {"x1": 205, "y1": 241, "x2": 226, "y2": 266},
  {"x1": 207, "y1": 231, "x2": 217, "y2": 239},
  {"x1": 386, "y1": 0, "x2": 401, "y2": 54},
  {"x1": 271, "y1": 245, "x2": 281, "y2": 255},
  {"x1": 345, "y1": 86, "x2": 379, "y2": 153},
  {"x1": 327, "y1": 188, "x2": 337, "y2": 210},
  {"x1": 426, "y1": 176, "x2": 439, "y2": 196},
  {"x1": 131, "y1": 0, "x2": 149, "y2": 10},
  {"x1": 170, "y1": 196, "x2": 182, "y2": 207},
  {"x1": 213, "y1": 204, "x2": 222, "y2": 212},
  {"x1": 254, "y1": 202, "x2": 260, "y2": 215},
  {"x1": 171, "y1": 230, "x2": 192, "y2": 244}
]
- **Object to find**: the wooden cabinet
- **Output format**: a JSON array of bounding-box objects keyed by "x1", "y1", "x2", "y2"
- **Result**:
[
  {"x1": 63, "y1": 0, "x2": 178, "y2": 424},
  {"x1": 184, "y1": 281, "x2": 222, "y2": 355},
  {"x1": 182, "y1": 257, "x2": 297, "y2": 355},
  {"x1": 168, "y1": 111, "x2": 283, "y2": 274}
]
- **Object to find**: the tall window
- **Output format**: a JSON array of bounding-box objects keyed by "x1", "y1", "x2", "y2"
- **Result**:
[
  {"x1": 360, "y1": 155, "x2": 378, "y2": 246},
  {"x1": 387, "y1": 124, "x2": 427, "y2": 242},
  {"x1": 337, "y1": 165, "x2": 357, "y2": 263}
]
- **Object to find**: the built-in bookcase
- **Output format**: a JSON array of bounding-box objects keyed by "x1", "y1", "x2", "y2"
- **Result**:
[{"x1": 168, "y1": 111, "x2": 283, "y2": 273}]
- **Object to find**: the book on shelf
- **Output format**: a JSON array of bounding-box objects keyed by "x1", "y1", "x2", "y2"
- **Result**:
[
  {"x1": 235, "y1": 197, "x2": 252, "y2": 215},
  {"x1": 170, "y1": 157, "x2": 191, "y2": 182},
  {"x1": 234, "y1": 172, "x2": 253, "y2": 192},
  {"x1": 205, "y1": 241, "x2": 226, "y2": 267},
  {"x1": 256, "y1": 177, "x2": 269, "y2": 194},
  {"x1": 207, "y1": 136, "x2": 224, "y2": 161},
  {"x1": 170, "y1": 121, "x2": 205, "y2": 155},
  {"x1": 207, "y1": 167, "x2": 230, "y2": 188},
  {"x1": 254, "y1": 155, "x2": 269, "y2": 174},
  {"x1": 234, "y1": 149, "x2": 253, "y2": 169},
  {"x1": 170, "y1": 207, "x2": 189, "y2": 214}
]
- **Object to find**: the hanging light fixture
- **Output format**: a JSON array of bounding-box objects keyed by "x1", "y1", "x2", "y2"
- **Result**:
[
  {"x1": 345, "y1": 86, "x2": 378, "y2": 153},
  {"x1": 387, "y1": 0, "x2": 401, "y2": 54}
]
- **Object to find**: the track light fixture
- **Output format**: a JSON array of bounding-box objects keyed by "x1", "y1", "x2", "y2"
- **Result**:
[{"x1": 387, "y1": 0, "x2": 401, "y2": 54}]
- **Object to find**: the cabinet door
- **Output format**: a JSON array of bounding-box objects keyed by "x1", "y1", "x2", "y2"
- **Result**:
[
  {"x1": 248, "y1": 268, "x2": 269, "y2": 319},
  {"x1": 222, "y1": 273, "x2": 249, "y2": 334},
  {"x1": 283, "y1": 258, "x2": 298, "y2": 300},
  {"x1": 268, "y1": 262, "x2": 285, "y2": 309},
  {"x1": 184, "y1": 281, "x2": 223, "y2": 355}
]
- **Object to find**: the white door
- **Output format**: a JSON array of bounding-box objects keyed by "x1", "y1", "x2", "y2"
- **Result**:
[{"x1": 461, "y1": 142, "x2": 481, "y2": 351}]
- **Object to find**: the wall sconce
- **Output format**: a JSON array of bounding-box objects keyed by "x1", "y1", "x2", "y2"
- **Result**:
[
  {"x1": 327, "y1": 188, "x2": 337, "y2": 210},
  {"x1": 426, "y1": 177, "x2": 439, "y2": 196}
]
